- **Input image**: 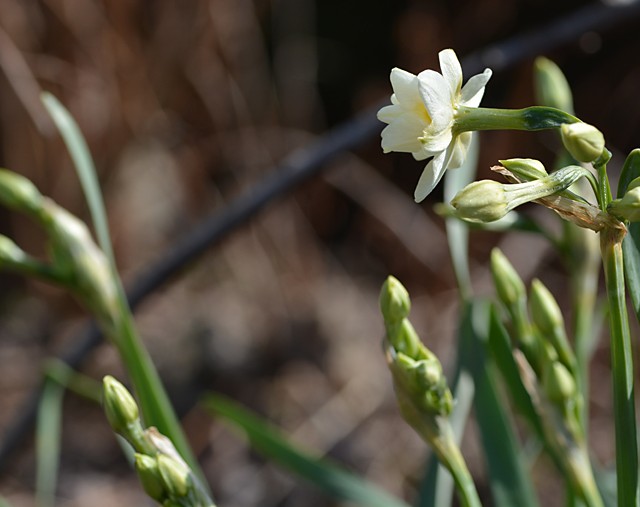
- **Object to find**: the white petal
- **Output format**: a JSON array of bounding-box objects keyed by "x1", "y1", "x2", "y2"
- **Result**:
[
  {"x1": 446, "y1": 132, "x2": 472, "y2": 169},
  {"x1": 380, "y1": 115, "x2": 425, "y2": 154},
  {"x1": 377, "y1": 104, "x2": 402, "y2": 124},
  {"x1": 389, "y1": 68, "x2": 421, "y2": 108},
  {"x1": 438, "y1": 49, "x2": 462, "y2": 96},
  {"x1": 412, "y1": 150, "x2": 430, "y2": 161},
  {"x1": 420, "y1": 126, "x2": 453, "y2": 152},
  {"x1": 414, "y1": 151, "x2": 448, "y2": 202},
  {"x1": 418, "y1": 70, "x2": 454, "y2": 129},
  {"x1": 460, "y1": 68, "x2": 492, "y2": 107}
]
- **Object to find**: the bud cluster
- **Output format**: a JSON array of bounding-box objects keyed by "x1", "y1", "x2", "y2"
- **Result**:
[
  {"x1": 380, "y1": 276, "x2": 453, "y2": 419},
  {"x1": 102, "y1": 376, "x2": 214, "y2": 507}
]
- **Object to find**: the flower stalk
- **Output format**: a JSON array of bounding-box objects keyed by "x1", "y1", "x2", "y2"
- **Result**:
[
  {"x1": 454, "y1": 105, "x2": 579, "y2": 134},
  {"x1": 380, "y1": 276, "x2": 481, "y2": 507},
  {"x1": 600, "y1": 227, "x2": 638, "y2": 506}
]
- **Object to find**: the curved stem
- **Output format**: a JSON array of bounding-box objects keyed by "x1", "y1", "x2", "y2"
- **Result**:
[
  {"x1": 455, "y1": 106, "x2": 580, "y2": 133},
  {"x1": 426, "y1": 421, "x2": 483, "y2": 507},
  {"x1": 600, "y1": 228, "x2": 638, "y2": 507}
]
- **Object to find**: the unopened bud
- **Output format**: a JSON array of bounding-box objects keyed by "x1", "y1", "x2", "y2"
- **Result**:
[
  {"x1": 543, "y1": 361, "x2": 576, "y2": 404},
  {"x1": 529, "y1": 279, "x2": 564, "y2": 335},
  {"x1": 379, "y1": 276, "x2": 411, "y2": 324},
  {"x1": 491, "y1": 248, "x2": 525, "y2": 307},
  {"x1": 395, "y1": 353, "x2": 453, "y2": 417},
  {"x1": 157, "y1": 454, "x2": 191, "y2": 498},
  {"x1": 0, "y1": 235, "x2": 27, "y2": 266},
  {"x1": 451, "y1": 165, "x2": 586, "y2": 223},
  {"x1": 45, "y1": 204, "x2": 119, "y2": 326},
  {"x1": 103, "y1": 375, "x2": 139, "y2": 435},
  {"x1": 451, "y1": 180, "x2": 509, "y2": 222},
  {"x1": 0, "y1": 169, "x2": 44, "y2": 216},
  {"x1": 609, "y1": 178, "x2": 640, "y2": 222},
  {"x1": 561, "y1": 123, "x2": 605, "y2": 163},
  {"x1": 499, "y1": 158, "x2": 548, "y2": 181},
  {"x1": 134, "y1": 453, "x2": 167, "y2": 503}
]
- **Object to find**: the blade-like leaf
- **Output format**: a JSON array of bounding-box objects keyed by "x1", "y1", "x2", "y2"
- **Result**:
[
  {"x1": 465, "y1": 300, "x2": 538, "y2": 507},
  {"x1": 40, "y1": 92, "x2": 114, "y2": 264},
  {"x1": 617, "y1": 149, "x2": 640, "y2": 321},
  {"x1": 418, "y1": 317, "x2": 476, "y2": 507},
  {"x1": 487, "y1": 306, "x2": 543, "y2": 438},
  {"x1": 203, "y1": 394, "x2": 410, "y2": 507},
  {"x1": 35, "y1": 379, "x2": 65, "y2": 507}
]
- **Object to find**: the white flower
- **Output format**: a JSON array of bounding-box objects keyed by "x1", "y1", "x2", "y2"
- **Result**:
[{"x1": 377, "y1": 49, "x2": 492, "y2": 202}]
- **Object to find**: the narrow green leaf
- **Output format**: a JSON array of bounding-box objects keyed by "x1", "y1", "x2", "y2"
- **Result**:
[
  {"x1": 593, "y1": 465, "x2": 617, "y2": 507},
  {"x1": 44, "y1": 358, "x2": 102, "y2": 403},
  {"x1": 617, "y1": 149, "x2": 640, "y2": 321},
  {"x1": 465, "y1": 300, "x2": 538, "y2": 507},
  {"x1": 487, "y1": 306, "x2": 542, "y2": 437},
  {"x1": 616, "y1": 149, "x2": 640, "y2": 199},
  {"x1": 40, "y1": 92, "x2": 114, "y2": 264},
  {"x1": 418, "y1": 316, "x2": 476, "y2": 507},
  {"x1": 35, "y1": 378, "x2": 65, "y2": 507},
  {"x1": 203, "y1": 394, "x2": 410, "y2": 507}
]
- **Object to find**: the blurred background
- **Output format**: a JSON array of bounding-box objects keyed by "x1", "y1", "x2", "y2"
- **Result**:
[{"x1": 1, "y1": 0, "x2": 640, "y2": 505}]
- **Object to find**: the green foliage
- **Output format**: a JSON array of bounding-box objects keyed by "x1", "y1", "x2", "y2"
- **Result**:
[{"x1": 204, "y1": 394, "x2": 410, "y2": 507}]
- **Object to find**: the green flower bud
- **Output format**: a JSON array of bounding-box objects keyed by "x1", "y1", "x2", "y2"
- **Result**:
[
  {"x1": 379, "y1": 276, "x2": 411, "y2": 324},
  {"x1": 491, "y1": 248, "x2": 525, "y2": 307},
  {"x1": 498, "y1": 158, "x2": 548, "y2": 181},
  {"x1": 529, "y1": 279, "x2": 564, "y2": 335},
  {"x1": 533, "y1": 57, "x2": 574, "y2": 113},
  {"x1": 0, "y1": 235, "x2": 27, "y2": 266},
  {"x1": 451, "y1": 180, "x2": 509, "y2": 222},
  {"x1": 103, "y1": 375, "x2": 140, "y2": 435},
  {"x1": 560, "y1": 123, "x2": 605, "y2": 163},
  {"x1": 452, "y1": 165, "x2": 588, "y2": 223},
  {"x1": 43, "y1": 203, "x2": 119, "y2": 327},
  {"x1": 394, "y1": 353, "x2": 453, "y2": 417},
  {"x1": 134, "y1": 453, "x2": 167, "y2": 503},
  {"x1": 543, "y1": 361, "x2": 576, "y2": 404},
  {"x1": 0, "y1": 169, "x2": 44, "y2": 216},
  {"x1": 609, "y1": 182, "x2": 640, "y2": 222},
  {"x1": 157, "y1": 454, "x2": 192, "y2": 498}
]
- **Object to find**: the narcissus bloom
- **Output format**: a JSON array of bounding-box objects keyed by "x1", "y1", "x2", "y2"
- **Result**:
[{"x1": 377, "y1": 49, "x2": 492, "y2": 202}]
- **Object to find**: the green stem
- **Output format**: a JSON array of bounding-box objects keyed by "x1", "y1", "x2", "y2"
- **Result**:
[
  {"x1": 105, "y1": 295, "x2": 207, "y2": 489},
  {"x1": 426, "y1": 420, "x2": 482, "y2": 507},
  {"x1": 595, "y1": 162, "x2": 612, "y2": 210},
  {"x1": 600, "y1": 227, "x2": 638, "y2": 507},
  {"x1": 564, "y1": 222, "x2": 600, "y2": 434},
  {"x1": 455, "y1": 106, "x2": 580, "y2": 134}
]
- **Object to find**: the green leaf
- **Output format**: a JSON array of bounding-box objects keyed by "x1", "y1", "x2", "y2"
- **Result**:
[
  {"x1": 487, "y1": 306, "x2": 542, "y2": 437},
  {"x1": 618, "y1": 149, "x2": 640, "y2": 322},
  {"x1": 40, "y1": 93, "x2": 114, "y2": 265},
  {"x1": 465, "y1": 301, "x2": 538, "y2": 507},
  {"x1": 35, "y1": 378, "x2": 65, "y2": 507},
  {"x1": 203, "y1": 394, "x2": 410, "y2": 507}
]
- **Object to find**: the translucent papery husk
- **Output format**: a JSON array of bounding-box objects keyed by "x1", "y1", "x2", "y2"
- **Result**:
[{"x1": 492, "y1": 165, "x2": 625, "y2": 233}]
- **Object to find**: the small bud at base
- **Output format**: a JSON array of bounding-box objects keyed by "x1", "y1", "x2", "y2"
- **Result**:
[
  {"x1": 560, "y1": 123, "x2": 605, "y2": 163},
  {"x1": 135, "y1": 453, "x2": 167, "y2": 503},
  {"x1": 157, "y1": 454, "x2": 192, "y2": 498}
]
